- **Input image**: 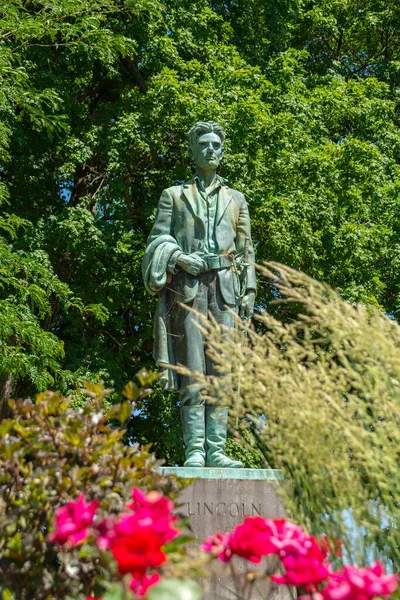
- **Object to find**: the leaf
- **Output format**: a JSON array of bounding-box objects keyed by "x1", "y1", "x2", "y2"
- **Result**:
[
  {"x1": 0, "y1": 421, "x2": 13, "y2": 436},
  {"x1": 118, "y1": 400, "x2": 133, "y2": 423},
  {"x1": 136, "y1": 369, "x2": 159, "y2": 386},
  {"x1": 102, "y1": 584, "x2": 126, "y2": 600},
  {"x1": 123, "y1": 381, "x2": 140, "y2": 401},
  {"x1": 147, "y1": 579, "x2": 202, "y2": 600},
  {"x1": 83, "y1": 381, "x2": 106, "y2": 398},
  {"x1": 106, "y1": 401, "x2": 132, "y2": 423},
  {"x1": 163, "y1": 535, "x2": 196, "y2": 552}
]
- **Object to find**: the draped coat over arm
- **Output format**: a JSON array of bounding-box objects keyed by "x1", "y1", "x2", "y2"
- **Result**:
[{"x1": 142, "y1": 177, "x2": 256, "y2": 389}]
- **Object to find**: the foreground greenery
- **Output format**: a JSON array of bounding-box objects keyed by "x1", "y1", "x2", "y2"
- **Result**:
[
  {"x1": 0, "y1": 371, "x2": 203, "y2": 599},
  {"x1": 192, "y1": 264, "x2": 400, "y2": 570},
  {"x1": 1, "y1": 0, "x2": 399, "y2": 461}
]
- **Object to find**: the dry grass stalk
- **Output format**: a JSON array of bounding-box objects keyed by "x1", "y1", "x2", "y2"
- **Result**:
[{"x1": 177, "y1": 262, "x2": 400, "y2": 568}]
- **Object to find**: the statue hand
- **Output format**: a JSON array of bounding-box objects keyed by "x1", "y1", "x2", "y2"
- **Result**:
[
  {"x1": 177, "y1": 253, "x2": 206, "y2": 276},
  {"x1": 239, "y1": 290, "x2": 256, "y2": 319}
]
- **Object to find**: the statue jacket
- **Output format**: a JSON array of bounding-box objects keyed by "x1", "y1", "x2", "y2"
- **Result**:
[{"x1": 145, "y1": 176, "x2": 256, "y2": 306}]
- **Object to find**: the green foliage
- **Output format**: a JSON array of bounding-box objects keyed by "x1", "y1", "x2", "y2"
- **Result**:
[
  {"x1": 128, "y1": 388, "x2": 185, "y2": 467},
  {"x1": 226, "y1": 427, "x2": 265, "y2": 469},
  {"x1": 0, "y1": 0, "x2": 399, "y2": 461},
  {"x1": 147, "y1": 578, "x2": 202, "y2": 600},
  {"x1": 0, "y1": 377, "x2": 183, "y2": 599},
  {"x1": 195, "y1": 263, "x2": 400, "y2": 570},
  {"x1": 0, "y1": 214, "x2": 71, "y2": 392}
]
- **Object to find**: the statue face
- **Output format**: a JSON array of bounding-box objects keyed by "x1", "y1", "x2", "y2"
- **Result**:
[{"x1": 191, "y1": 132, "x2": 223, "y2": 171}]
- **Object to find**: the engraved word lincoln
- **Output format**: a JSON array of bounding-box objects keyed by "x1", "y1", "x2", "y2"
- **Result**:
[{"x1": 142, "y1": 122, "x2": 256, "y2": 468}]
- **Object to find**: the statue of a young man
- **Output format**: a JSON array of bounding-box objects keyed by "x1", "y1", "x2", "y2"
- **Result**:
[{"x1": 142, "y1": 121, "x2": 256, "y2": 468}]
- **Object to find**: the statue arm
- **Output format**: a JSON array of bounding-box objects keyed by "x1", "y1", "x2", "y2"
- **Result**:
[
  {"x1": 167, "y1": 249, "x2": 183, "y2": 274},
  {"x1": 147, "y1": 188, "x2": 205, "y2": 277},
  {"x1": 148, "y1": 189, "x2": 175, "y2": 244},
  {"x1": 236, "y1": 194, "x2": 257, "y2": 293}
]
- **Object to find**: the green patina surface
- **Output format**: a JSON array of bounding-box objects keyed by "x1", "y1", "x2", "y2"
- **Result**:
[
  {"x1": 157, "y1": 467, "x2": 284, "y2": 480},
  {"x1": 143, "y1": 122, "x2": 257, "y2": 469}
]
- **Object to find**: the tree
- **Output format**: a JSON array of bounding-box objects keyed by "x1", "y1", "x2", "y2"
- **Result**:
[{"x1": 0, "y1": 0, "x2": 399, "y2": 463}]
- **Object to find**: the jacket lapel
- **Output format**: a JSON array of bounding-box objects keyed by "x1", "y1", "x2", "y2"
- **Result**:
[
  {"x1": 217, "y1": 185, "x2": 232, "y2": 224},
  {"x1": 181, "y1": 178, "x2": 205, "y2": 224}
]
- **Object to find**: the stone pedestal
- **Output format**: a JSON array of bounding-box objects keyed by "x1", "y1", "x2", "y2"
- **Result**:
[{"x1": 158, "y1": 468, "x2": 292, "y2": 600}]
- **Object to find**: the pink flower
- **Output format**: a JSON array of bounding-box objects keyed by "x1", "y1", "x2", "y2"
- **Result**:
[
  {"x1": 49, "y1": 494, "x2": 99, "y2": 546},
  {"x1": 201, "y1": 532, "x2": 232, "y2": 562},
  {"x1": 130, "y1": 573, "x2": 161, "y2": 597},
  {"x1": 127, "y1": 488, "x2": 174, "y2": 515},
  {"x1": 321, "y1": 562, "x2": 397, "y2": 600},
  {"x1": 95, "y1": 517, "x2": 117, "y2": 550},
  {"x1": 272, "y1": 554, "x2": 331, "y2": 586},
  {"x1": 264, "y1": 519, "x2": 326, "y2": 562}
]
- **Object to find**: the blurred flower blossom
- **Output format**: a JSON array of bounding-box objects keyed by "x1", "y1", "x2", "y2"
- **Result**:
[
  {"x1": 272, "y1": 554, "x2": 331, "y2": 587},
  {"x1": 95, "y1": 517, "x2": 117, "y2": 550},
  {"x1": 201, "y1": 532, "x2": 232, "y2": 562},
  {"x1": 49, "y1": 494, "x2": 99, "y2": 546},
  {"x1": 130, "y1": 573, "x2": 161, "y2": 597},
  {"x1": 112, "y1": 529, "x2": 167, "y2": 576},
  {"x1": 321, "y1": 562, "x2": 397, "y2": 600}
]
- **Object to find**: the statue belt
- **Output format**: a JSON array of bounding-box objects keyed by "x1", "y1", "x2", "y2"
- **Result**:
[{"x1": 202, "y1": 254, "x2": 234, "y2": 271}]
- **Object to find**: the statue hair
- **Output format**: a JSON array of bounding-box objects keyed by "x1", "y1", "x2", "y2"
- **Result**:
[{"x1": 187, "y1": 121, "x2": 226, "y2": 155}]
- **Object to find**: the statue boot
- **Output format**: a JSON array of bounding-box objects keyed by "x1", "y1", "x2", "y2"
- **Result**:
[
  {"x1": 205, "y1": 406, "x2": 244, "y2": 468},
  {"x1": 181, "y1": 405, "x2": 206, "y2": 467}
]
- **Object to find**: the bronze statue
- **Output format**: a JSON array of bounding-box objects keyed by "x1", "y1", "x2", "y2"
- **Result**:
[{"x1": 142, "y1": 122, "x2": 256, "y2": 468}]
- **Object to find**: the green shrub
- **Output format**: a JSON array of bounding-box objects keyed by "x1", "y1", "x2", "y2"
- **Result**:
[{"x1": 0, "y1": 373, "x2": 183, "y2": 599}]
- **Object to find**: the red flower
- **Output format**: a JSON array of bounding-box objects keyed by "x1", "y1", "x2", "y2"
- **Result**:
[
  {"x1": 318, "y1": 535, "x2": 343, "y2": 559},
  {"x1": 201, "y1": 532, "x2": 232, "y2": 562},
  {"x1": 123, "y1": 488, "x2": 178, "y2": 545},
  {"x1": 227, "y1": 517, "x2": 327, "y2": 567},
  {"x1": 109, "y1": 488, "x2": 178, "y2": 578},
  {"x1": 112, "y1": 529, "x2": 167, "y2": 576},
  {"x1": 114, "y1": 511, "x2": 176, "y2": 547},
  {"x1": 321, "y1": 562, "x2": 397, "y2": 600},
  {"x1": 130, "y1": 573, "x2": 161, "y2": 597},
  {"x1": 229, "y1": 516, "x2": 278, "y2": 563},
  {"x1": 49, "y1": 494, "x2": 99, "y2": 546}
]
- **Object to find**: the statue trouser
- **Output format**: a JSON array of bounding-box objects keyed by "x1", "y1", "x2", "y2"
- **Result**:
[{"x1": 171, "y1": 271, "x2": 243, "y2": 468}]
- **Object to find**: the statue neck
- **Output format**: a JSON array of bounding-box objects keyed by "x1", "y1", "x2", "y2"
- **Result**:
[{"x1": 195, "y1": 168, "x2": 217, "y2": 190}]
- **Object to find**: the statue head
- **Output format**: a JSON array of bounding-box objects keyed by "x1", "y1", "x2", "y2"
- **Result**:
[{"x1": 187, "y1": 121, "x2": 226, "y2": 172}]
